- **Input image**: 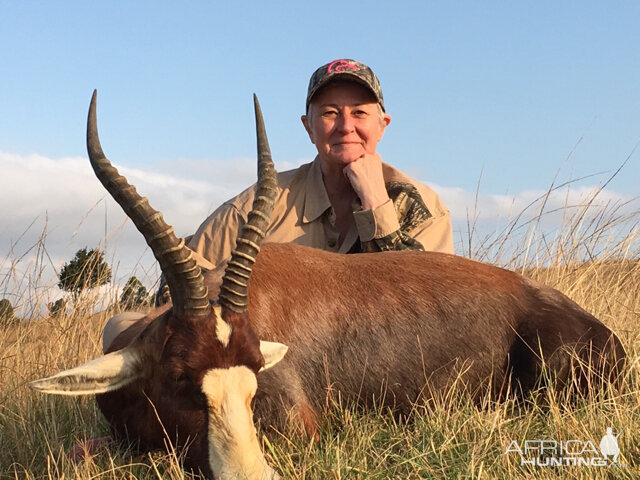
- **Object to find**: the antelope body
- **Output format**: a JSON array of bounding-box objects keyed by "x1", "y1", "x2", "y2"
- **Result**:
[{"x1": 31, "y1": 93, "x2": 625, "y2": 480}]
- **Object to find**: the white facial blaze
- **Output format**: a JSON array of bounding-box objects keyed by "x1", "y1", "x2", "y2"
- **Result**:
[
  {"x1": 201, "y1": 367, "x2": 280, "y2": 480},
  {"x1": 29, "y1": 346, "x2": 142, "y2": 395},
  {"x1": 213, "y1": 304, "x2": 232, "y2": 347}
]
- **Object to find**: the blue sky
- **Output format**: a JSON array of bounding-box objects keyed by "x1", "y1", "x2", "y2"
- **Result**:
[
  {"x1": 1, "y1": 1, "x2": 639, "y2": 310},
  {"x1": 2, "y1": 1, "x2": 638, "y2": 192}
]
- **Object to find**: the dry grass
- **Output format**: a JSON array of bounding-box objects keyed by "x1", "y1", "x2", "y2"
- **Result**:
[{"x1": 1, "y1": 187, "x2": 639, "y2": 479}]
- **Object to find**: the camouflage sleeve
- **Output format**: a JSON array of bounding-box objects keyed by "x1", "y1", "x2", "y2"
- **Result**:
[
  {"x1": 360, "y1": 230, "x2": 424, "y2": 252},
  {"x1": 354, "y1": 182, "x2": 437, "y2": 253}
]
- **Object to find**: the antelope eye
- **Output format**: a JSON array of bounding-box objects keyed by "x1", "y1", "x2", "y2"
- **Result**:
[{"x1": 173, "y1": 371, "x2": 191, "y2": 385}]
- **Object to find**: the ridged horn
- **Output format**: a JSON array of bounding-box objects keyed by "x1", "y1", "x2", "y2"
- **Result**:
[
  {"x1": 87, "y1": 90, "x2": 210, "y2": 318},
  {"x1": 219, "y1": 95, "x2": 277, "y2": 312}
]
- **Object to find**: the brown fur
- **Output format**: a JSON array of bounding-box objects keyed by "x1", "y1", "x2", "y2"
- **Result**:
[
  {"x1": 102, "y1": 243, "x2": 625, "y2": 478},
  {"x1": 246, "y1": 245, "x2": 624, "y2": 430}
]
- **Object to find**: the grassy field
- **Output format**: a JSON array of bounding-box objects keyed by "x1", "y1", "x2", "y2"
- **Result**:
[{"x1": 1, "y1": 197, "x2": 639, "y2": 479}]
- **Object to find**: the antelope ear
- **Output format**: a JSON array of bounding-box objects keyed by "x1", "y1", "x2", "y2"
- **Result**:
[
  {"x1": 259, "y1": 341, "x2": 288, "y2": 372},
  {"x1": 29, "y1": 346, "x2": 143, "y2": 396}
]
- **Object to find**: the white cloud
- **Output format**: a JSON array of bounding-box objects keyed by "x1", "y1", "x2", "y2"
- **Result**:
[
  {"x1": 430, "y1": 181, "x2": 638, "y2": 262},
  {"x1": 432, "y1": 183, "x2": 634, "y2": 223}
]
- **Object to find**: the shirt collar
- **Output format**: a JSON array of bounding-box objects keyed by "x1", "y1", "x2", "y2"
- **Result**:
[{"x1": 302, "y1": 157, "x2": 332, "y2": 223}]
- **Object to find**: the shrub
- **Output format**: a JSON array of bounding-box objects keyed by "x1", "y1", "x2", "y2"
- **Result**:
[
  {"x1": 0, "y1": 298, "x2": 15, "y2": 325},
  {"x1": 58, "y1": 247, "x2": 112, "y2": 298},
  {"x1": 120, "y1": 276, "x2": 149, "y2": 309},
  {"x1": 48, "y1": 298, "x2": 67, "y2": 318}
]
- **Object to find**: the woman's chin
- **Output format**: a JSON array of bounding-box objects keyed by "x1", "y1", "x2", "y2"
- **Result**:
[
  {"x1": 330, "y1": 153, "x2": 363, "y2": 165},
  {"x1": 330, "y1": 145, "x2": 365, "y2": 163}
]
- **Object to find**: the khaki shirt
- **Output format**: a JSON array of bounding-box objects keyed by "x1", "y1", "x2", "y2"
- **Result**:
[{"x1": 188, "y1": 158, "x2": 453, "y2": 270}]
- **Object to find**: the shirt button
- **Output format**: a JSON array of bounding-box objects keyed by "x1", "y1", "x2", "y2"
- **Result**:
[{"x1": 328, "y1": 239, "x2": 336, "y2": 248}]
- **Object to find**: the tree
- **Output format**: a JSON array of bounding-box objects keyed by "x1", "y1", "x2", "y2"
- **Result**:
[
  {"x1": 120, "y1": 276, "x2": 149, "y2": 309},
  {"x1": 58, "y1": 247, "x2": 112, "y2": 297},
  {"x1": 0, "y1": 299, "x2": 15, "y2": 326},
  {"x1": 48, "y1": 298, "x2": 67, "y2": 318}
]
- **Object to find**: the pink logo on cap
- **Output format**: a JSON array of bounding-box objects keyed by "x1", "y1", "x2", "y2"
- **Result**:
[{"x1": 327, "y1": 59, "x2": 360, "y2": 74}]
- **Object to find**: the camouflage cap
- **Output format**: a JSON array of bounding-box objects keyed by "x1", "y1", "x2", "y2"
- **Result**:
[{"x1": 306, "y1": 59, "x2": 385, "y2": 112}]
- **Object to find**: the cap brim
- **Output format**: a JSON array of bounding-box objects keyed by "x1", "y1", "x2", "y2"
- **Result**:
[{"x1": 306, "y1": 73, "x2": 384, "y2": 112}]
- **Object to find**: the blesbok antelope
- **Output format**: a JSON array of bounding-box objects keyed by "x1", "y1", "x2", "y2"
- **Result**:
[{"x1": 31, "y1": 92, "x2": 625, "y2": 480}]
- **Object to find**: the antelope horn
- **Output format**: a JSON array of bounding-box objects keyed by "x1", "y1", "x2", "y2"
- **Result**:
[
  {"x1": 87, "y1": 90, "x2": 210, "y2": 318},
  {"x1": 219, "y1": 94, "x2": 277, "y2": 312}
]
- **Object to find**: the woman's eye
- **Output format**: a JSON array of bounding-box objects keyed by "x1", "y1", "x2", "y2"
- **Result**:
[{"x1": 322, "y1": 110, "x2": 338, "y2": 118}]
